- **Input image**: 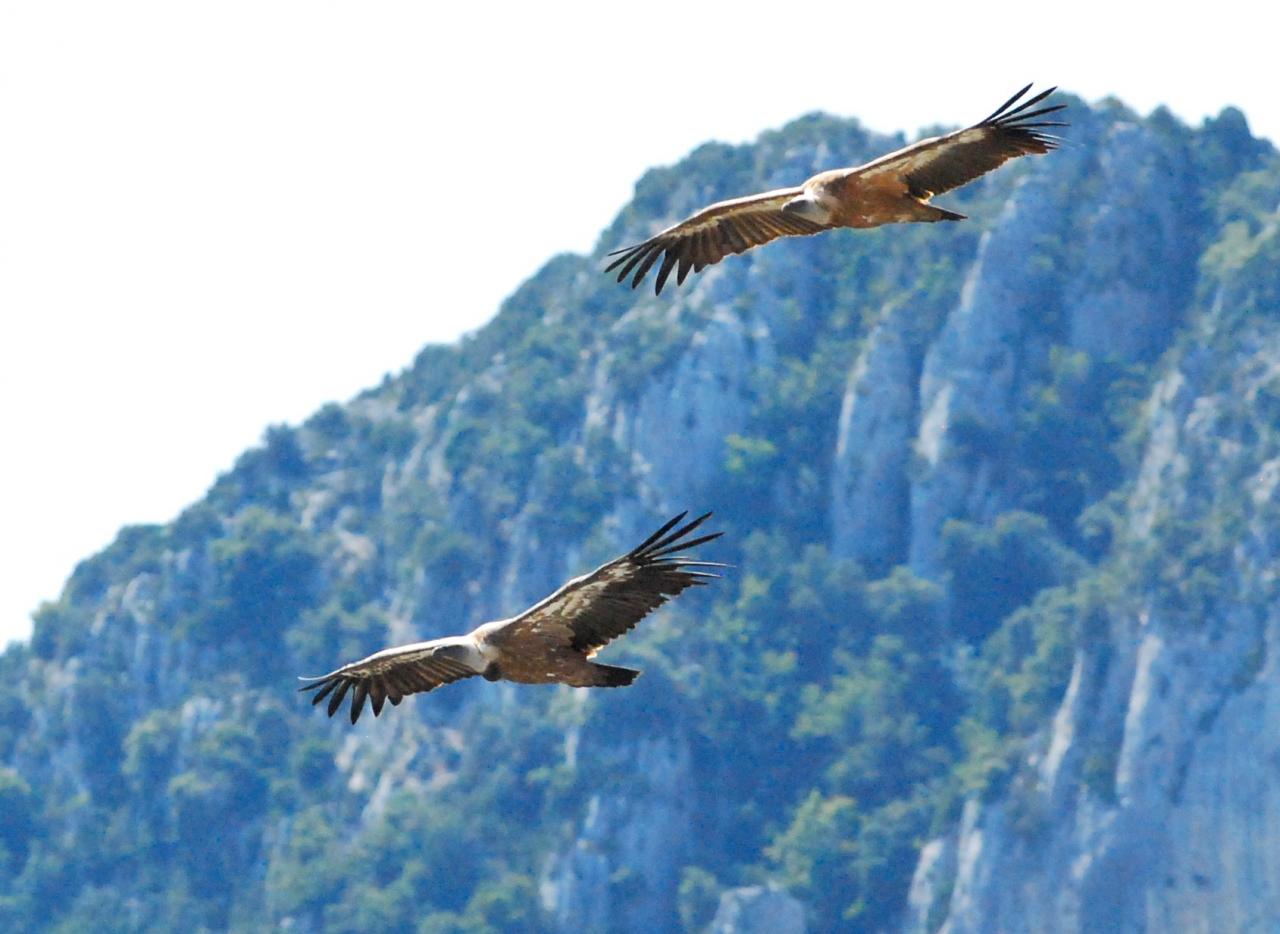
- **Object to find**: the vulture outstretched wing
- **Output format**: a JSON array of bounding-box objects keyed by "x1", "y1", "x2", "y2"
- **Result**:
[
  {"x1": 298, "y1": 637, "x2": 481, "y2": 724},
  {"x1": 504, "y1": 511, "x2": 726, "y2": 655},
  {"x1": 861, "y1": 83, "x2": 1067, "y2": 198},
  {"x1": 604, "y1": 188, "x2": 828, "y2": 295}
]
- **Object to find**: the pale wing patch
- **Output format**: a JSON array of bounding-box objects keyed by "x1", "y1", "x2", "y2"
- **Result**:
[
  {"x1": 356, "y1": 644, "x2": 438, "y2": 676},
  {"x1": 300, "y1": 640, "x2": 441, "y2": 681},
  {"x1": 686, "y1": 186, "x2": 809, "y2": 223},
  {"x1": 556, "y1": 566, "x2": 630, "y2": 619},
  {"x1": 895, "y1": 127, "x2": 989, "y2": 175}
]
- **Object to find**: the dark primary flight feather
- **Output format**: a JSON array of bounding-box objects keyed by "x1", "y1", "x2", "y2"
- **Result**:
[
  {"x1": 604, "y1": 188, "x2": 825, "y2": 294},
  {"x1": 887, "y1": 84, "x2": 1066, "y2": 198},
  {"x1": 508, "y1": 510, "x2": 725, "y2": 655},
  {"x1": 299, "y1": 637, "x2": 480, "y2": 724},
  {"x1": 298, "y1": 512, "x2": 725, "y2": 723},
  {"x1": 605, "y1": 83, "x2": 1066, "y2": 295}
]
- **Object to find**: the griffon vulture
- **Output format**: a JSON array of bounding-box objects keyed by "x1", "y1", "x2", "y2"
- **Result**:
[
  {"x1": 605, "y1": 84, "x2": 1066, "y2": 295},
  {"x1": 299, "y1": 512, "x2": 723, "y2": 723}
]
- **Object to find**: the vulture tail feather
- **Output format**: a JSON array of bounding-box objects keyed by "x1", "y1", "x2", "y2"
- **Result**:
[{"x1": 587, "y1": 663, "x2": 640, "y2": 687}]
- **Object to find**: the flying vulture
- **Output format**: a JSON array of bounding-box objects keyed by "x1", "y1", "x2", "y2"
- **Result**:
[
  {"x1": 299, "y1": 512, "x2": 724, "y2": 723},
  {"x1": 605, "y1": 83, "x2": 1066, "y2": 295}
]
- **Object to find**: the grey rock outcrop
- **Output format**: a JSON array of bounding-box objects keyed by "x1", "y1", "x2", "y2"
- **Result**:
[
  {"x1": 907, "y1": 287, "x2": 1280, "y2": 933},
  {"x1": 907, "y1": 170, "x2": 1069, "y2": 576},
  {"x1": 831, "y1": 308, "x2": 916, "y2": 568},
  {"x1": 710, "y1": 884, "x2": 807, "y2": 934},
  {"x1": 543, "y1": 735, "x2": 695, "y2": 934}
]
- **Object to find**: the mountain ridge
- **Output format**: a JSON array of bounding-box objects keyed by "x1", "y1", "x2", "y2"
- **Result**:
[{"x1": 2, "y1": 93, "x2": 1277, "y2": 933}]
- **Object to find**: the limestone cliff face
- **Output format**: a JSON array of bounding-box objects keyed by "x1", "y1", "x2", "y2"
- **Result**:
[
  {"x1": 830, "y1": 307, "x2": 916, "y2": 569},
  {"x1": 908, "y1": 176, "x2": 1067, "y2": 574},
  {"x1": 906, "y1": 168, "x2": 1280, "y2": 933},
  {"x1": 543, "y1": 735, "x2": 695, "y2": 933},
  {"x1": 906, "y1": 110, "x2": 1206, "y2": 577}
]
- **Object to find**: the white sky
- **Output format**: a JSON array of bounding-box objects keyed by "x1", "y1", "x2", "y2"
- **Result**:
[{"x1": 2, "y1": 1, "x2": 1275, "y2": 648}]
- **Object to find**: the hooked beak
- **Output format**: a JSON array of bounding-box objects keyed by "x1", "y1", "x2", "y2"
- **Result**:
[{"x1": 781, "y1": 193, "x2": 830, "y2": 224}]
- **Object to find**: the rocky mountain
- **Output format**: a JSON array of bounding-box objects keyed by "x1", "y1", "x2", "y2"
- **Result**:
[
  {"x1": 1, "y1": 92, "x2": 1276, "y2": 933},
  {"x1": 905, "y1": 131, "x2": 1280, "y2": 931}
]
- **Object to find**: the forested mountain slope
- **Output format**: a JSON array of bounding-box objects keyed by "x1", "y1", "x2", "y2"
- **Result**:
[{"x1": 1, "y1": 94, "x2": 1276, "y2": 933}]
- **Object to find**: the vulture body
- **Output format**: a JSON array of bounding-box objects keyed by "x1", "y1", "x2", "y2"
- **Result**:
[
  {"x1": 299, "y1": 512, "x2": 723, "y2": 723},
  {"x1": 606, "y1": 84, "x2": 1067, "y2": 294}
]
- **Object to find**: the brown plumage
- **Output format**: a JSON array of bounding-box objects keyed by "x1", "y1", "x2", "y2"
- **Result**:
[
  {"x1": 605, "y1": 84, "x2": 1066, "y2": 295},
  {"x1": 298, "y1": 512, "x2": 724, "y2": 723}
]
